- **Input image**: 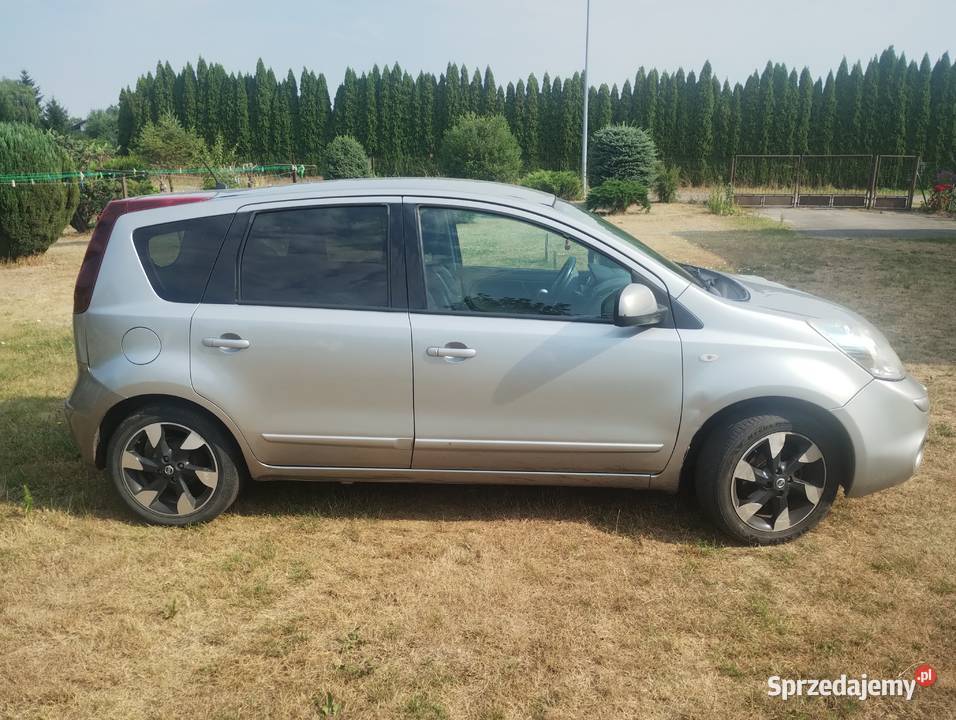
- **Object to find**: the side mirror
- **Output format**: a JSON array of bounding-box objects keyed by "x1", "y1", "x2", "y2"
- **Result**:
[{"x1": 613, "y1": 283, "x2": 666, "y2": 328}]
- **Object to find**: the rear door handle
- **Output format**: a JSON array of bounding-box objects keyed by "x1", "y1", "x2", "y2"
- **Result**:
[
  {"x1": 426, "y1": 345, "x2": 477, "y2": 359},
  {"x1": 203, "y1": 336, "x2": 250, "y2": 350}
]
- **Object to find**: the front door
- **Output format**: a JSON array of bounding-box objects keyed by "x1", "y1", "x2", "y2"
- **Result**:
[
  {"x1": 191, "y1": 199, "x2": 414, "y2": 468},
  {"x1": 407, "y1": 202, "x2": 682, "y2": 474}
]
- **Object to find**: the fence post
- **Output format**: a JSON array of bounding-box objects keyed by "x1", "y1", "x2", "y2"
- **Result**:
[
  {"x1": 121, "y1": 175, "x2": 128, "y2": 198},
  {"x1": 291, "y1": 163, "x2": 298, "y2": 183},
  {"x1": 907, "y1": 156, "x2": 920, "y2": 210},
  {"x1": 867, "y1": 155, "x2": 880, "y2": 209},
  {"x1": 793, "y1": 156, "x2": 802, "y2": 208}
]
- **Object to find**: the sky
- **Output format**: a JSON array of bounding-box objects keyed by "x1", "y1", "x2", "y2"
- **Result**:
[{"x1": 2, "y1": 0, "x2": 954, "y2": 118}]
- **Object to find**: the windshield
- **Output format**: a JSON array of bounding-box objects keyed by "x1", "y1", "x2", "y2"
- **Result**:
[{"x1": 553, "y1": 200, "x2": 702, "y2": 287}]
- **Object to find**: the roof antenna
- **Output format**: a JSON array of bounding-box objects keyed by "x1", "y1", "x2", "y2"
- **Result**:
[{"x1": 202, "y1": 158, "x2": 226, "y2": 190}]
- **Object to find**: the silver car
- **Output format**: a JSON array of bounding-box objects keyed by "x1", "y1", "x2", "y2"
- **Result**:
[{"x1": 65, "y1": 179, "x2": 929, "y2": 543}]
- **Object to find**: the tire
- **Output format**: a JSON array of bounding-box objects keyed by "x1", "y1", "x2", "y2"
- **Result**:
[
  {"x1": 695, "y1": 411, "x2": 842, "y2": 545},
  {"x1": 106, "y1": 405, "x2": 242, "y2": 525}
]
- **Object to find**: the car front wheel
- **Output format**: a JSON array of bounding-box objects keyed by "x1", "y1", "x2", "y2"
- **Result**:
[{"x1": 695, "y1": 411, "x2": 842, "y2": 544}]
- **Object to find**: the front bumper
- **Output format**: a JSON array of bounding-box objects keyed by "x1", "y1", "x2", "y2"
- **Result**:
[
  {"x1": 832, "y1": 374, "x2": 929, "y2": 497},
  {"x1": 64, "y1": 365, "x2": 124, "y2": 466}
]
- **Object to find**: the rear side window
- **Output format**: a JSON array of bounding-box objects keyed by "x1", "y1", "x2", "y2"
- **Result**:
[
  {"x1": 133, "y1": 215, "x2": 233, "y2": 303},
  {"x1": 239, "y1": 205, "x2": 389, "y2": 308}
]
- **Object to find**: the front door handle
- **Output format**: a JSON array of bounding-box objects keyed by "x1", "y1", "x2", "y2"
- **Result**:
[
  {"x1": 426, "y1": 344, "x2": 477, "y2": 359},
  {"x1": 203, "y1": 335, "x2": 250, "y2": 350}
]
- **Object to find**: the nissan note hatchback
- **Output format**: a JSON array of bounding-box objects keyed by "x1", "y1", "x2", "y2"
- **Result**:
[{"x1": 66, "y1": 179, "x2": 929, "y2": 544}]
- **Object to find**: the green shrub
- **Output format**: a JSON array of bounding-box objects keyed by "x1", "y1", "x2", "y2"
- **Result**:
[
  {"x1": 133, "y1": 112, "x2": 205, "y2": 168},
  {"x1": 101, "y1": 153, "x2": 150, "y2": 174},
  {"x1": 585, "y1": 180, "x2": 650, "y2": 214},
  {"x1": 52, "y1": 133, "x2": 120, "y2": 232},
  {"x1": 200, "y1": 134, "x2": 241, "y2": 189},
  {"x1": 588, "y1": 125, "x2": 658, "y2": 188},
  {"x1": 0, "y1": 122, "x2": 79, "y2": 259},
  {"x1": 72, "y1": 176, "x2": 156, "y2": 231},
  {"x1": 706, "y1": 184, "x2": 737, "y2": 216},
  {"x1": 324, "y1": 135, "x2": 371, "y2": 180},
  {"x1": 519, "y1": 169, "x2": 582, "y2": 200},
  {"x1": 439, "y1": 114, "x2": 522, "y2": 182},
  {"x1": 72, "y1": 178, "x2": 117, "y2": 232},
  {"x1": 654, "y1": 163, "x2": 681, "y2": 203},
  {"x1": 0, "y1": 80, "x2": 40, "y2": 125}
]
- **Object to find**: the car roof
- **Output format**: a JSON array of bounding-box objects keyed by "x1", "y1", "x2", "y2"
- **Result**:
[{"x1": 213, "y1": 177, "x2": 556, "y2": 207}]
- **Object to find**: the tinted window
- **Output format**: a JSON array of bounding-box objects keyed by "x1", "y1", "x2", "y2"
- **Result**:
[
  {"x1": 133, "y1": 215, "x2": 233, "y2": 303},
  {"x1": 240, "y1": 205, "x2": 389, "y2": 308},
  {"x1": 419, "y1": 207, "x2": 634, "y2": 320}
]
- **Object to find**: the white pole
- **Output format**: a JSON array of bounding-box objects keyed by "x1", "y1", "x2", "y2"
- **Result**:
[{"x1": 581, "y1": 0, "x2": 591, "y2": 194}]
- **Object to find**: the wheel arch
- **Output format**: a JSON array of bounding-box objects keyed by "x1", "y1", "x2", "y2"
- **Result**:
[
  {"x1": 96, "y1": 394, "x2": 250, "y2": 478},
  {"x1": 677, "y1": 396, "x2": 856, "y2": 496}
]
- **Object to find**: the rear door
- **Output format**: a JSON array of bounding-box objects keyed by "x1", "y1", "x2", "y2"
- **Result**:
[
  {"x1": 405, "y1": 198, "x2": 683, "y2": 474},
  {"x1": 190, "y1": 197, "x2": 414, "y2": 468}
]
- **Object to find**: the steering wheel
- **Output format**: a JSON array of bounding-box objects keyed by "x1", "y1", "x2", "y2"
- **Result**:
[{"x1": 547, "y1": 256, "x2": 577, "y2": 301}]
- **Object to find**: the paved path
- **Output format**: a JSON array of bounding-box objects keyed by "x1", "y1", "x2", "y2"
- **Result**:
[{"x1": 755, "y1": 207, "x2": 956, "y2": 239}]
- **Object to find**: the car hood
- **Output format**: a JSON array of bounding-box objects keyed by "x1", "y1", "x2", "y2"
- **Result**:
[{"x1": 728, "y1": 273, "x2": 870, "y2": 325}]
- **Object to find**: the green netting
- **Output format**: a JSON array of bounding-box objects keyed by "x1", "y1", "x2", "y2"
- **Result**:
[{"x1": 0, "y1": 164, "x2": 307, "y2": 184}]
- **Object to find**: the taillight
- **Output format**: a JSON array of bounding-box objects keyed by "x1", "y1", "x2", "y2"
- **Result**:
[{"x1": 73, "y1": 193, "x2": 214, "y2": 313}]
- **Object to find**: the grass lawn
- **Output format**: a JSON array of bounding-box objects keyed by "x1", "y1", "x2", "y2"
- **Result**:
[{"x1": 1, "y1": 207, "x2": 955, "y2": 719}]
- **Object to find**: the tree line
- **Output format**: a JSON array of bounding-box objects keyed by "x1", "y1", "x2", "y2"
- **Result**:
[{"x1": 107, "y1": 47, "x2": 955, "y2": 179}]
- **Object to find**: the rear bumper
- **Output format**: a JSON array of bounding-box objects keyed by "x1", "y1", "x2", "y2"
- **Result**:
[
  {"x1": 64, "y1": 365, "x2": 124, "y2": 466},
  {"x1": 833, "y1": 375, "x2": 929, "y2": 497}
]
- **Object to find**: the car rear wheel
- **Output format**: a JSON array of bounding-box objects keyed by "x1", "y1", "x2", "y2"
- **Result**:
[
  {"x1": 107, "y1": 406, "x2": 242, "y2": 525},
  {"x1": 695, "y1": 411, "x2": 842, "y2": 544}
]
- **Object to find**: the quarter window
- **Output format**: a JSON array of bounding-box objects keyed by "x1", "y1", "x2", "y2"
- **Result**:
[
  {"x1": 419, "y1": 207, "x2": 635, "y2": 320},
  {"x1": 240, "y1": 205, "x2": 389, "y2": 308},
  {"x1": 133, "y1": 215, "x2": 233, "y2": 303}
]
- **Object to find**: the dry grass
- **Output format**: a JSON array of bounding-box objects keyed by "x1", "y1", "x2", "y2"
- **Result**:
[{"x1": 1, "y1": 204, "x2": 955, "y2": 719}]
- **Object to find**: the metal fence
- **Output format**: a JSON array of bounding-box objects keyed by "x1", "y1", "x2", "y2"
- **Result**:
[{"x1": 730, "y1": 154, "x2": 920, "y2": 210}]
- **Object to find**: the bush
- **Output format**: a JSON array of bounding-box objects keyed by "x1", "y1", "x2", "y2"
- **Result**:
[
  {"x1": 439, "y1": 114, "x2": 522, "y2": 182},
  {"x1": 519, "y1": 169, "x2": 582, "y2": 200},
  {"x1": 324, "y1": 135, "x2": 371, "y2": 180},
  {"x1": 926, "y1": 170, "x2": 955, "y2": 214},
  {"x1": 133, "y1": 112, "x2": 205, "y2": 169},
  {"x1": 72, "y1": 178, "x2": 116, "y2": 232},
  {"x1": 706, "y1": 184, "x2": 737, "y2": 216},
  {"x1": 0, "y1": 122, "x2": 79, "y2": 259},
  {"x1": 588, "y1": 124, "x2": 658, "y2": 188},
  {"x1": 0, "y1": 80, "x2": 41, "y2": 125},
  {"x1": 200, "y1": 134, "x2": 241, "y2": 189},
  {"x1": 585, "y1": 180, "x2": 650, "y2": 214},
  {"x1": 654, "y1": 163, "x2": 681, "y2": 203}
]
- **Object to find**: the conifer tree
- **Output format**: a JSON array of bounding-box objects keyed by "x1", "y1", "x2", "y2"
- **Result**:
[
  {"x1": 483, "y1": 67, "x2": 500, "y2": 115},
  {"x1": 333, "y1": 68, "x2": 359, "y2": 139},
  {"x1": 591, "y1": 83, "x2": 612, "y2": 136},
  {"x1": 361, "y1": 67, "x2": 379, "y2": 159},
  {"x1": 795, "y1": 68, "x2": 814, "y2": 155},
  {"x1": 860, "y1": 57, "x2": 880, "y2": 153},
  {"x1": 818, "y1": 72, "x2": 837, "y2": 154},
  {"x1": 695, "y1": 61, "x2": 715, "y2": 162},
  {"x1": 908, "y1": 55, "x2": 931, "y2": 156},
  {"x1": 234, "y1": 75, "x2": 251, "y2": 158},
  {"x1": 298, "y1": 70, "x2": 323, "y2": 166},
  {"x1": 632, "y1": 68, "x2": 646, "y2": 125},
  {"x1": 617, "y1": 80, "x2": 632, "y2": 125},
  {"x1": 417, "y1": 72, "x2": 437, "y2": 159},
  {"x1": 524, "y1": 74, "x2": 541, "y2": 168},
  {"x1": 252, "y1": 59, "x2": 274, "y2": 160}
]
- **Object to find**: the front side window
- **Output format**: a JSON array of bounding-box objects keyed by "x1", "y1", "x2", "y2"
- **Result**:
[
  {"x1": 240, "y1": 205, "x2": 389, "y2": 308},
  {"x1": 419, "y1": 207, "x2": 634, "y2": 320}
]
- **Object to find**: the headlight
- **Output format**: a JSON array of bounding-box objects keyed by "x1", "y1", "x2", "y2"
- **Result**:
[{"x1": 808, "y1": 319, "x2": 904, "y2": 380}]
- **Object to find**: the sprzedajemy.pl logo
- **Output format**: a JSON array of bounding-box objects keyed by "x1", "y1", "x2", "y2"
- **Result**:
[{"x1": 768, "y1": 664, "x2": 938, "y2": 701}]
